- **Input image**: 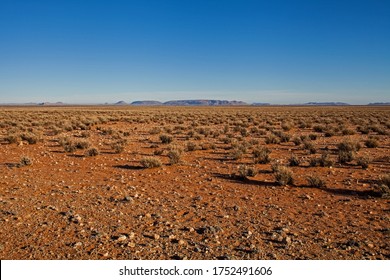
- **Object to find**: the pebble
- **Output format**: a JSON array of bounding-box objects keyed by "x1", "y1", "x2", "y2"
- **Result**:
[{"x1": 117, "y1": 235, "x2": 127, "y2": 242}]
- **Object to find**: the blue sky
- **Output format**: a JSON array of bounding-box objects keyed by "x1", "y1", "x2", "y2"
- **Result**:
[{"x1": 0, "y1": 0, "x2": 389, "y2": 104}]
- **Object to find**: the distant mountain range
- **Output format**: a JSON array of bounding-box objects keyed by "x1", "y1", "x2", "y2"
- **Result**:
[
  {"x1": 127, "y1": 100, "x2": 247, "y2": 106},
  {"x1": 302, "y1": 102, "x2": 350, "y2": 106},
  {"x1": 1, "y1": 100, "x2": 389, "y2": 106}
]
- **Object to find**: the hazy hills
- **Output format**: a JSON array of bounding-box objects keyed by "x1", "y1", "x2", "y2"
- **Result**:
[{"x1": 1, "y1": 100, "x2": 389, "y2": 106}]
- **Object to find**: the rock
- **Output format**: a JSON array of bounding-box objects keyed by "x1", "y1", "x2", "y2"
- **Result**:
[
  {"x1": 282, "y1": 236, "x2": 292, "y2": 245},
  {"x1": 117, "y1": 235, "x2": 127, "y2": 242},
  {"x1": 153, "y1": 234, "x2": 160, "y2": 240}
]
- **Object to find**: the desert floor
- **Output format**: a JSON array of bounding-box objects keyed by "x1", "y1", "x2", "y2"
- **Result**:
[{"x1": 0, "y1": 106, "x2": 389, "y2": 259}]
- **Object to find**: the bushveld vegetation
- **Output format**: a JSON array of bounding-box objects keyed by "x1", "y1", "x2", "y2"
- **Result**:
[{"x1": 1, "y1": 106, "x2": 389, "y2": 260}]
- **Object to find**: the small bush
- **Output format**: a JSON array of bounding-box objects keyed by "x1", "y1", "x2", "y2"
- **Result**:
[
  {"x1": 318, "y1": 153, "x2": 333, "y2": 167},
  {"x1": 356, "y1": 156, "x2": 370, "y2": 169},
  {"x1": 237, "y1": 164, "x2": 257, "y2": 179},
  {"x1": 18, "y1": 156, "x2": 32, "y2": 167},
  {"x1": 303, "y1": 141, "x2": 317, "y2": 154},
  {"x1": 274, "y1": 166, "x2": 294, "y2": 186},
  {"x1": 167, "y1": 149, "x2": 182, "y2": 165},
  {"x1": 186, "y1": 141, "x2": 198, "y2": 151},
  {"x1": 365, "y1": 138, "x2": 379, "y2": 148},
  {"x1": 307, "y1": 175, "x2": 326, "y2": 188},
  {"x1": 160, "y1": 134, "x2": 173, "y2": 144},
  {"x1": 338, "y1": 139, "x2": 361, "y2": 152},
  {"x1": 21, "y1": 132, "x2": 40, "y2": 144},
  {"x1": 253, "y1": 146, "x2": 271, "y2": 164},
  {"x1": 85, "y1": 147, "x2": 99, "y2": 157},
  {"x1": 292, "y1": 137, "x2": 302, "y2": 146},
  {"x1": 141, "y1": 157, "x2": 162, "y2": 168},
  {"x1": 374, "y1": 174, "x2": 390, "y2": 197},
  {"x1": 230, "y1": 148, "x2": 244, "y2": 160},
  {"x1": 338, "y1": 150, "x2": 355, "y2": 163},
  {"x1": 5, "y1": 134, "x2": 20, "y2": 144},
  {"x1": 288, "y1": 154, "x2": 300, "y2": 166},
  {"x1": 265, "y1": 134, "x2": 280, "y2": 144}
]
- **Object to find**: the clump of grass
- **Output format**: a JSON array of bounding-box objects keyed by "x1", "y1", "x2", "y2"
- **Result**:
[
  {"x1": 167, "y1": 149, "x2": 182, "y2": 165},
  {"x1": 307, "y1": 175, "x2": 326, "y2": 188},
  {"x1": 230, "y1": 148, "x2": 244, "y2": 160},
  {"x1": 273, "y1": 166, "x2": 294, "y2": 186},
  {"x1": 253, "y1": 146, "x2": 271, "y2": 164},
  {"x1": 186, "y1": 141, "x2": 199, "y2": 151},
  {"x1": 288, "y1": 154, "x2": 300, "y2": 166},
  {"x1": 111, "y1": 140, "x2": 126, "y2": 154},
  {"x1": 337, "y1": 139, "x2": 360, "y2": 163},
  {"x1": 85, "y1": 147, "x2": 99, "y2": 157},
  {"x1": 160, "y1": 134, "x2": 173, "y2": 144},
  {"x1": 21, "y1": 132, "x2": 41, "y2": 144},
  {"x1": 356, "y1": 156, "x2": 370, "y2": 169},
  {"x1": 292, "y1": 137, "x2": 302, "y2": 146},
  {"x1": 141, "y1": 157, "x2": 162, "y2": 168},
  {"x1": 18, "y1": 156, "x2": 32, "y2": 167},
  {"x1": 265, "y1": 134, "x2": 280, "y2": 144},
  {"x1": 5, "y1": 134, "x2": 21, "y2": 144},
  {"x1": 303, "y1": 140, "x2": 317, "y2": 154},
  {"x1": 374, "y1": 174, "x2": 390, "y2": 198},
  {"x1": 365, "y1": 138, "x2": 379, "y2": 148},
  {"x1": 237, "y1": 164, "x2": 257, "y2": 179},
  {"x1": 318, "y1": 153, "x2": 334, "y2": 167}
]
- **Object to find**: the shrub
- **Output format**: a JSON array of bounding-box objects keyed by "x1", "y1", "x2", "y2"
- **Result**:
[
  {"x1": 303, "y1": 141, "x2": 317, "y2": 154},
  {"x1": 75, "y1": 140, "x2": 90, "y2": 149},
  {"x1": 253, "y1": 146, "x2": 271, "y2": 164},
  {"x1": 85, "y1": 147, "x2": 99, "y2": 157},
  {"x1": 365, "y1": 138, "x2": 379, "y2": 148},
  {"x1": 288, "y1": 154, "x2": 300, "y2": 166},
  {"x1": 338, "y1": 139, "x2": 361, "y2": 152},
  {"x1": 237, "y1": 164, "x2": 257, "y2": 179},
  {"x1": 18, "y1": 156, "x2": 32, "y2": 167},
  {"x1": 186, "y1": 141, "x2": 198, "y2": 151},
  {"x1": 141, "y1": 157, "x2": 162, "y2": 168},
  {"x1": 111, "y1": 142, "x2": 125, "y2": 154},
  {"x1": 338, "y1": 150, "x2": 355, "y2": 163},
  {"x1": 265, "y1": 134, "x2": 280, "y2": 144},
  {"x1": 167, "y1": 149, "x2": 182, "y2": 165},
  {"x1": 230, "y1": 148, "x2": 244, "y2": 160},
  {"x1": 160, "y1": 134, "x2": 173, "y2": 144},
  {"x1": 356, "y1": 156, "x2": 370, "y2": 169},
  {"x1": 307, "y1": 175, "x2": 326, "y2": 188},
  {"x1": 292, "y1": 137, "x2": 302, "y2": 146},
  {"x1": 274, "y1": 166, "x2": 294, "y2": 186},
  {"x1": 5, "y1": 134, "x2": 20, "y2": 144},
  {"x1": 318, "y1": 153, "x2": 333, "y2": 167},
  {"x1": 374, "y1": 174, "x2": 390, "y2": 198},
  {"x1": 21, "y1": 132, "x2": 40, "y2": 144}
]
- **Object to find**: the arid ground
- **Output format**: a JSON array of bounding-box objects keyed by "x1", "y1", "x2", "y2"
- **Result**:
[{"x1": 0, "y1": 106, "x2": 389, "y2": 260}]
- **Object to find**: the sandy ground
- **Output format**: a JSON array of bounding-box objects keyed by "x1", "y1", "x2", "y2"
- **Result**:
[{"x1": 0, "y1": 106, "x2": 389, "y2": 259}]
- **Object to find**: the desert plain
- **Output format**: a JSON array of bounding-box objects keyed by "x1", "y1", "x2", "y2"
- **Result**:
[{"x1": 0, "y1": 105, "x2": 389, "y2": 260}]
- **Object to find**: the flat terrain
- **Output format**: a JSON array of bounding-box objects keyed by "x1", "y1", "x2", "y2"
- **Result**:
[{"x1": 0, "y1": 106, "x2": 389, "y2": 260}]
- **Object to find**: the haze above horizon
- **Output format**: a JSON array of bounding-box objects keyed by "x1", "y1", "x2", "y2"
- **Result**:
[{"x1": 0, "y1": 0, "x2": 389, "y2": 104}]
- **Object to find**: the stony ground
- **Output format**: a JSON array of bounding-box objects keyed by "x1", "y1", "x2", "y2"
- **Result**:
[{"x1": 0, "y1": 106, "x2": 389, "y2": 259}]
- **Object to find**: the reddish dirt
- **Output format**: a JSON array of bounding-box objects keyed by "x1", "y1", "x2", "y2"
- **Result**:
[{"x1": 0, "y1": 106, "x2": 389, "y2": 259}]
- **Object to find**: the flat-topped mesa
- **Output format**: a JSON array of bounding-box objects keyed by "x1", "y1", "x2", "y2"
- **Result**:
[{"x1": 162, "y1": 100, "x2": 248, "y2": 106}]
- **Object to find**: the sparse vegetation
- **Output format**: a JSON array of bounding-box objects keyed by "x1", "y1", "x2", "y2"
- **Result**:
[
  {"x1": 274, "y1": 166, "x2": 294, "y2": 186},
  {"x1": 307, "y1": 175, "x2": 326, "y2": 188},
  {"x1": 141, "y1": 157, "x2": 162, "y2": 168}
]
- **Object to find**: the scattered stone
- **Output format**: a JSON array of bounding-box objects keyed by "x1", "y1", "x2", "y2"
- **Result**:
[
  {"x1": 282, "y1": 236, "x2": 292, "y2": 245},
  {"x1": 117, "y1": 235, "x2": 127, "y2": 242}
]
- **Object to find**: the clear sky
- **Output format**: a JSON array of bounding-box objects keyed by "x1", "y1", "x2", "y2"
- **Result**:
[{"x1": 0, "y1": 0, "x2": 389, "y2": 104}]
